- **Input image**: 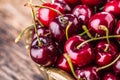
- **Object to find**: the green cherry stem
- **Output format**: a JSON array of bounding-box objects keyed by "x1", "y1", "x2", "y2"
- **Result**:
[
  {"x1": 77, "y1": 35, "x2": 120, "y2": 49},
  {"x1": 82, "y1": 25, "x2": 93, "y2": 38},
  {"x1": 96, "y1": 54, "x2": 120, "y2": 72},
  {"x1": 15, "y1": 24, "x2": 33, "y2": 43},
  {"x1": 39, "y1": 0, "x2": 47, "y2": 3},
  {"x1": 30, "y1": 3, "x2": 42, "y2": 46},
  {"x1": 63, "y1": 54, "x2": 78, "y2": 79},
  {"x1": 99, "y1": 25, "x2": 110, "y2": 51},
  {"x1": 66, "y1": 22, "x2": 72, "y2": 40},
  {"x1": 64, "y1": 54, "x2": 84, "y2": 80}
]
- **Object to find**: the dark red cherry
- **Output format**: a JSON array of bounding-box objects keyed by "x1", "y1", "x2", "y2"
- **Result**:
[
  {"x1": 88, "y1": 12, "x2": 115, "y2": 36},
  {"x1": 81, "y1": 0, "x2": 107, "y2": 7},
  {"x1": 103, "y1": 1, "x2": 120, "y2": 17},
  {"x1": 49, "y1": 14, "x2": 80, "y2": 44},
  {"x1": 64, "y1": 0, "x2": 81, "y2": 7},
  {"x1": 30, "y1": 36, "x2": 57, "y2": 66},
  {"x1": 96, "y1": 40, "x2": 118, "y2": 56},
  {"x1": 113, "y1": 58, "x2": 120, "y2": 75},
  {"x1": 53, "y1": 0, "x2": 72, "y2": 13},
  {"x1": 75, "y1": 66, "x2": 99, "y2": 80},
  {"x1": 37, "y1": 3, "x2": 64, "y2": 27},
  {"x1": 96, "y1": 52, "x2": 113, "y2": 66},
  {"x1": 114, "y1": 20, "x2": 120, "y2": 43},
  {"x1": 72, "y1": 5, "x2": 93, "y2": 25},
  {"x1": 64, "y1": 35, "x2": 95, "y2": 67},
  {"x1": 57, "y1": 54, "x2": 71, "y2": 72},
  {"x1": 103, "y1": 72, "x2": 118, "y2": 80}
]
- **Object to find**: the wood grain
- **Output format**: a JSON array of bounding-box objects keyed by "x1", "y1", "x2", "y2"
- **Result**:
[{"x1": 0, "y1": 0, "x2": 45, "y2": 80}]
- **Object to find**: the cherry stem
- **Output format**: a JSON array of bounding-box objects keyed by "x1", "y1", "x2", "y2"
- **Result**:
[
  {"x1": 29, "y1": 2, "x2": 42, "y2": 46},
  {"x1": 66, "y1": 22, "x2": 72, "y2": 40},
  {"x1": 39, "y1": 0, "x2": 46, "y2": 3},
  {"x1": 82, "y1": 25, "x2": 93, "y2": 38},
  {"x1": 99, "y1": 25, "x2": 110, "y2": 51},
  {"x1": 77, "y1": 35, "x2": 120, "y2": 49},
  {"x1": 29, "y1": 4, "x2": 66, "y2": 24},
  {"x1": 64, "y1": 54, "x2": 84, "y2": 80},
  {"x1": 15, "y1": 24, "x2": 33, "y2": 43},
  {"x1": 96, "y1": 54, "x2": 120, "y2": 72}
]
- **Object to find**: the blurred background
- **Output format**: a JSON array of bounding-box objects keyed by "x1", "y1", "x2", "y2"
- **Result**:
[{"x1": 0, "y1": 0, "x2": 47, "y2": 80}]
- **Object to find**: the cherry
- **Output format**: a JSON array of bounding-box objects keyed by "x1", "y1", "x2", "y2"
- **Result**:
[
  {"x1": 37, "y1": 3, "x2": 64, "y2": 27},
  {"x1": 103, "y1": 72, "x2": 118, "y2": 80},
  {"x1": 72, "y1": 5, "x2": 93, "y2": 25},
  {"x1": 88, "y1": 12, "x2": 115, "y2": 36},
  {"x1": 81, "y1": 0, "x2": 107, "y2": 7},
  {"x1": 114, "y1": 20, "x2": 120, "y2": 43},
  {"x1": 64, "y1": 0, "x2": 81, "y2": 7},
  {"x1": 57, "y1": 54, "x2": 71, "y2": 72},
  {"x1": 75, "y1": 66, "x2": 100, "y2": 80},
  {"x1": 96, "y1": 52, "x2": 113, "y2": 66},
  {"x1": 32, "y1": 23, "x2": 50, "y2": 39},
  {"x1": 30, "y1": 36, "x2": 57, "y2": 66},
  {"x1": 49, "y1": 14, "x2": 80, "y2": 44},
  {"x1": 103, "y1": 0, "x2": 120, "y2": 17},
  {"x1": 113, "y1": 58, "x2": 120, "y2": 75},
  {"x1": 53, "y1": 0, "x2": 72, "y2": 13},
  {"x1": 96, "y1": 40, "x2": 118, "y2": 56},
  {"x1": 64, "y1": 35, "x2": 95, "y2": 67}
]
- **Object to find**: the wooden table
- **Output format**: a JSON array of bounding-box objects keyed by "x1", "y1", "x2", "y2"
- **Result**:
[{"x1": 0, "y1": 0, "x2": 44, "y2": 80}]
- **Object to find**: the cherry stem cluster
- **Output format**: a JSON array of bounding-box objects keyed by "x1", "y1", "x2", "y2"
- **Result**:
[
  {"x1": 96, "y1": 54, "x2": 120, "y2": 72},
  {"x1": 77, "y1": 34, "x2": 120, "y2": 49}
]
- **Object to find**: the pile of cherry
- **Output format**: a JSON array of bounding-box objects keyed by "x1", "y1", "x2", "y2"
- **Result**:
[{"x1": 16, "y1": 0, "x2": 120, "y2": 80}]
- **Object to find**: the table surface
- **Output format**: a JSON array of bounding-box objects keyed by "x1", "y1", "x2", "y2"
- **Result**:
[{"x1": 0, "y1": 0, "x2": 45, "y2": 80}]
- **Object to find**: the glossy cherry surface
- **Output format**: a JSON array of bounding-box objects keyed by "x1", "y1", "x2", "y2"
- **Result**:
[
  {"x1": 30, "y1": 36, "x2": 57, "y2": 66},
  {"x1": 114, "y1": 20, "x2": 120, "y2": 43},
  {"x1": 64, "y1": 0, "x2": 81, "y2": 7},
  {"x1": 64, "y1": 35, "x2": 95, "y2": 67},
  {"x1": 96, "y1": 40, "x2": 118, "y2": 56},
  {"x1": 113, "y1": 58, "x2": 120, "y2": 75},
  {"x1": 88, "y1": 12, "x2": 115, "y2": 36},
  {"x1": 49, "y1": 14, "x2": 80, "y2": 44},
  {"x1": 57, "y1": 54, "x2": 71, "y2": 72},
  {"x1": 75, "y1": 66, "x2": 99, "y2": 80},
  {"x1": 72, "y1": 5, "x2": 93, "y2": 25},
  {"x1": 54, "y1": 0, "x2": 71, "y2": 13},
  {"x1": 103, "y1": 72, "x2": 118, "y2": 80},
  {"x1": 96, "y1": 52, "x2": 113, "y2": 66},
  {"x1": 81, "y1": 0, "x2": 107, "y2": 7},
  {"x1": 103, "y1": 1, "x2": 120, "y2": 17},
  {"x1": 37, "y1": 3, "x2": 64, "y2": 27}
]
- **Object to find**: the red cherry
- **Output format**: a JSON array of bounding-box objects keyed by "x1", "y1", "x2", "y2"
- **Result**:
[
  {"x1": 113, "y1": 58, "x2": 120, "y2": 75},
  {"x1": 114, "y1": 20, "x2": 120, "y2": 43},
  {"x1": 103, "y1": 72, "x2": 118, "y2": 80},
  {"x1": 54, "y1": 0, "x2": 72, "y2": 13},
  {"x1": 96, "y1": 52, "x2": 113, "y2": 66},
  {"x1": 96, "y1": 40, "x2": 118, "y2": 56},
  {"x1": 30, "y1": 36, "x2": 57, "y2": 66},
  {"x1": 37, "y1": 3, "x2": 64, "y2": 27},
  {"x1": 81, "y1": 0, "x2": 107, "y2": 7},
  {"x1": 64, "y1": 35, "x2": 95, "y2": 67},
  {"x1": 104, "y1": 1, "x2": 120, "y2": 17},
  {"x1": 57, "y1": 54, "x2": 71, "y2": 72},
  {"x1": 75, "y1": 66, "x2": 99, "y2": 80},
  {"x1": 72, "y1": 5, "x2": 93, "y2": 25},
  {"x1": 88, "y1": 12, "x2": 115, "y2": 36}
]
